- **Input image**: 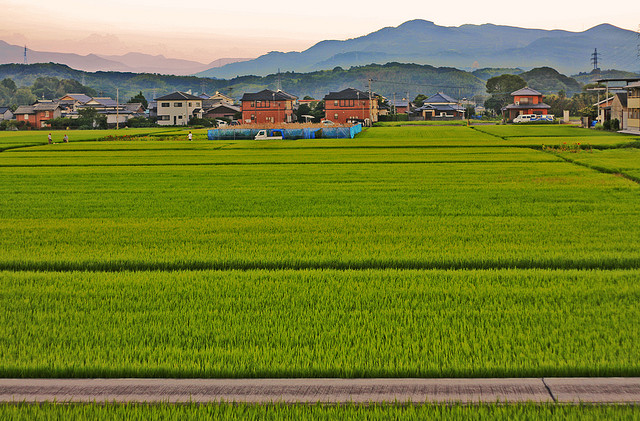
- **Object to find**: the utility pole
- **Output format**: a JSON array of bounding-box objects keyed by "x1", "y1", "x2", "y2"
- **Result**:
[
  {"x1": 116, "y1": 88, "x2": 119, "y2": 130},
  {"x1": 368, "y1": 79, "x2": 373, "y2": 125},
  {"x1": 393, "y1": 92, "x2": 396, "y2": 119}
]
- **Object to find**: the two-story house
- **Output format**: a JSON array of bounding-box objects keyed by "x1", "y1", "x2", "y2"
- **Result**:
[
  {"x1": 155, "y1": 92, "x2": 203, "y2": 126},
  {"x1": 626, "y1": 81, "x2": 640, "y2": 134},
  {"x1": 14, "y1": 102, "x2": 61, "y2": 128},
  {"x1": 503, "y1": 87, "x2": 551, "y2": 121},
  {"x1": 416, "y1": 92, "x2": 465, "y2": 119},
  {"x1": 241, "y1": 89, "x2": 297, "y2": 124},
  {"x1": 323, "y1": 88, "x2": 378, "y2": 124}
]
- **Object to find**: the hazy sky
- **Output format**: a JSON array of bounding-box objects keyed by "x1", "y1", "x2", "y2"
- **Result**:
[{"x1": 1, "y1": 0, "x2": 638, "y2": 63}]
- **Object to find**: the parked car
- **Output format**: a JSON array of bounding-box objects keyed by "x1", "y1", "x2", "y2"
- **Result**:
[
  {"x1": 321, "y1": 120, "x2": 335, "y2": 126},
  {"x1": 513, "y1": 114, "x2": 554, "y2": 123},
  {"x1": 216, "y1": 120, "x2": 228, "y2": 127}
]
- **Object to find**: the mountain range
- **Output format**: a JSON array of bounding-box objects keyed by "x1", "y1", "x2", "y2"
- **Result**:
[
  {"x1": 196, "y1": 20, "x2": 640, "y2": 78},
  {"x1": 0, "y1": 41, "x2": 249, "y2": 75}
]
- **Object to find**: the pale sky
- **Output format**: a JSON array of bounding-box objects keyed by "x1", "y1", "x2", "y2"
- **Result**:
[{"x1": 1, "y1": 0, "x2": 638, "y2": 63}]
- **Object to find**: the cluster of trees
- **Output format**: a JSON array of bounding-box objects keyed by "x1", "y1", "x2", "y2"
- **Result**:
[
  {"x1": 294, "y1": 97, "x2": 325, "y2": 122},
  {"x1": 483, "y1": 74, "x2": 606, "y2": 118},
  {"x1": 0, "y1": 76, "x2": 97, "y2": 110}
]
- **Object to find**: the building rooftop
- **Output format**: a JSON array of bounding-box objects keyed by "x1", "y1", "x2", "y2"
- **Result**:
[
  {"x1": 156, "y1": 91, "x2": 203, "y2": 101},
  {"x1": 324, "y1": 88, "x2": 369, "y2": 101},
  {"x1": 424, "y1": 92, "x2": 458, "y2": 104},
  {"x1": 241, "y1": 89, "x2": 297, "y2": 101},
  {"x1": 511, "y1": 87, "x2": 543, "y2": 96}
]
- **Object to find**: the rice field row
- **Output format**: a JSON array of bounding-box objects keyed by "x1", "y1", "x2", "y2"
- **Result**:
[
  {"x1": 2, "y1": 268, "x2": 639, "y2": 378},
  {"x1": 3, "y1": 402, "x2": 638, "y2": 420}
]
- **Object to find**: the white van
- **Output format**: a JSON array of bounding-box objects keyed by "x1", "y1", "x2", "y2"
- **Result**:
[
  {"x1": 513, "y1": 114, "x2": 535, "y2": 123},
  {"x1": 513, "y1": 114, "x2": 554, "y2": 123}
]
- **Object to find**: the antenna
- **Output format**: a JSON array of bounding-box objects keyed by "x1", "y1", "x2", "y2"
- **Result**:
[
  {"x1": 23, "y1": 46, "x2": 28, "y2": 65},
  {"x1": 590, "y1": 48, "x2": 600, "y2": 71}
]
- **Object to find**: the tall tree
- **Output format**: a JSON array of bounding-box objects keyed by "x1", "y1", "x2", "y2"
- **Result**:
[{"x1": 127, "y1": 91, "x2": 148, "y2": 109}]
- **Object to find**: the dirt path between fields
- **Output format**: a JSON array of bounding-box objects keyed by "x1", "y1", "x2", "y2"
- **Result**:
[{"x1": 1, "y1": 378, "x2": 639, "y2": 404}]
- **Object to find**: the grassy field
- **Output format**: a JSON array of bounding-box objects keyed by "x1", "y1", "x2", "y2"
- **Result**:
[
  {"x1": 2, "y1": 403, "x2": 639, "y2": 420},
  {"x1": 0, "y1": 125, "x2": 639, "y2": 379}
]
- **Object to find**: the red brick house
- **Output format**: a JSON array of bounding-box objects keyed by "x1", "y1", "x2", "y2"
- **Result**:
[
  {"x1": 323, "y1": 88, "x2": 378, "y2": 124},
  {"x1": 503, "y1": 87, "x2": 550, "y2": 121},
  {"x1": 14, "y1": 102, "x2": 61, "y2": 128},
  {"x1": 241, "y1": 89, "x2": 297, "y2": 124}
]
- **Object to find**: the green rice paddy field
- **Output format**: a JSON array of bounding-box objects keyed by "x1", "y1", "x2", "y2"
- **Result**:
[
  {"x1": 1, "y1": 125, "x2": 640, "y2": 379},
  {"x1": 2, "y1": 402, "x2": 639, "y2": 420}
]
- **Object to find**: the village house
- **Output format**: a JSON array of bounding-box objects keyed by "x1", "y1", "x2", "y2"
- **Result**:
[
  {"x1": 626, "y1": 81, "x2": 640, "y2": 134},
  {"x1": 323, "y1": 88, "x2": 378, "y2": 124},
  {"x1": 241, "y1": 89, "x2": 297, "y2": 124},
  {"x1": 155, "y1": 92, "x2": 203, "y2": 126},
  {"x1": 503, "y1": 87, "x2": 551, "y2": 121},
  {"x1": 14, "y1": 102, "x2": 61, "y2": 128},
  {"x1": 0, "y1": 106, "x2": 13, "y2": 121},
  {"x1": 203, "y1": 104, "x2": 240, "y2": 121},
  {"x1": 415, "y1": 92, "x2": 465, "y2": 120},
  {"x1": 58, "y1": 93, "x2": 93, "y2": 112}
]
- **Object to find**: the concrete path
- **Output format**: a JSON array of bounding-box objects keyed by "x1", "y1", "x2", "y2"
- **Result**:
[{"x1": 1, "y1": 378, "x2": 639, "y2": 404}]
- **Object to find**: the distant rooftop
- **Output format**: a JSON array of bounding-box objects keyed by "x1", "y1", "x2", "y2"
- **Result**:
[{"x1": 511, "y1": 87, "x2": 543, "y2": 96}]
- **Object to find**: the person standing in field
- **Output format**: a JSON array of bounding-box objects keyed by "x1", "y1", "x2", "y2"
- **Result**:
[
  {"x1": 47, "y1": 133, "x2": 52, "y2": 144},
  {"x1": 188, "y1": 131, "x2": 193, "y2": 141},
  {"x1": 63, "y1": 134, "x2": 68, "y2": 143}
]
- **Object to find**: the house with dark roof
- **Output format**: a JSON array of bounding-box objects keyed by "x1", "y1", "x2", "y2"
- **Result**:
[
  {"x1": 502, "y1": 87, "x2": 551, "y2": 122},
  {"x1": 241, "y1": 89, "x2": 297, "y2": 124},
  {"x1": 323, "y1": 88, "x2": 378, "y2": 124},
  {"x1": 14, "y1": 102, "x2": 61, "y2": 128},
  {"x1": 0, "y1": 106, "x2": 13, "y2": 121},
  {"x1": 204, "y1": 104, "x2": 240, "y2": 121},
  {"x1": 414, "y1": 92, "x2": 465, "y2": 120},
  {"x1": 155, "y1": 92, "x2": 203, "y2": 126},
  {"x1": 59, "y1": 94, "x2": 93, "y2": 111}
]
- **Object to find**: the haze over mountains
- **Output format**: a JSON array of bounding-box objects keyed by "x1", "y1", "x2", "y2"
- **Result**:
[
  {"x1": 1, "y1": 20, "x2": 638, "y2": 78},
  {"x1": 0, "y1": 41, "x2": 249, "y2": 75},
  {"x1": 197, "y1": 20, "x2": 639, "y2": 78}
]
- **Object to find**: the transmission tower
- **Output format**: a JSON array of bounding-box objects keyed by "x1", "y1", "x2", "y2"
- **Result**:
[
  {"x1": 23, "y1": 46, "x2": 28, "y2": 65},
  {"x1": 590, "y1": 48, "x2": 600, "y2": 71}
]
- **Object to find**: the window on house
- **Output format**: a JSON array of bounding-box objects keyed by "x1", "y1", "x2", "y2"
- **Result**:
[
  {"x1": 520, "y1": 98, "x2": 530, "y2": 105},
  {"x1": 334, "y1": 100, "x2": 339, "y2": 106},
  {"x1": 161, "y1": 103, "x2": 170, "y2": 107},
  {"x1": 174, "y1": 102, "x2": 182, "y2": 107},
  {"x1": 188, "y1": 102, "x2": 192, "y2": 107},
  {"x1": 45, "y1": 111, "x2": 49, "y2": 117},
  {"x1": 24, "y1": 114, "x2": 29, "y2": 120},
  {"x1": 334, "y1": 113, "x2": 338, "y2": 119}
]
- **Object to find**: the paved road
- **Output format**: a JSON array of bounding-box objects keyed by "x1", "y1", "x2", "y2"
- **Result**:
[{"x1": 1, "y1": 378, "x2": 639, "y2": 404}]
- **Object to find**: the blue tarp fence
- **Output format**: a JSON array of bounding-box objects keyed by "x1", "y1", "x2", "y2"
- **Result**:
[{"x1": 208, "y1": 124, "x2": 362, "y2": 140}]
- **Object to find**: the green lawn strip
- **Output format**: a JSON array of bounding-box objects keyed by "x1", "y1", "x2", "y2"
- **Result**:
[
  {"x1": 544, "y1": 148, "x2": 640, "y2": 184},
  {"x1": 0, "y1": 146, "x2": 558, "y2": 166},
  {"x1": 2, "y1": 269, "x2": 639, "y2": 378},
  {"x1": 0, "y1": 128, "x2": 188, "y2": 151},
  {"x1": 2, "y1": 403, "x2": 639, "y2": 420},
  {"x1": 0, "y1": 158, "x2": 638, "y2": 270}
]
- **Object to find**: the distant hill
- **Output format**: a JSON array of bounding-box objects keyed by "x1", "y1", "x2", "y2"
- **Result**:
[
  {"x1": 0, "y1": 62, "x2": 487, "y2": 102},
  {"x1": 0, "y1": 62, "x2": 604, "y2": 105},
  {"x1": 572, "y1": 69, "x2": 640, "y2": 85},
  {"x1": 0, "y1": 40, "x2": 250, "y2": 76},
  {"x1": 197, "y1": 20, "x2": 639, "y2": 78},
  {"x1": 519, "y1": 67, "x2": 582, "y2": 94},
  {"x1": 472, "y1": 68, "x2": 523, "y2": 81}
]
